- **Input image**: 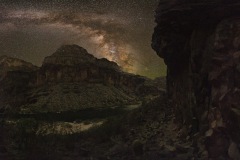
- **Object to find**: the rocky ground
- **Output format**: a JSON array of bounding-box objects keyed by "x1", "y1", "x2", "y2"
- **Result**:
[
  {"x1": 79, "y1": 94, "x2": 206, "y2": 160},
  {"x1": 1, "y1": 91, "x2": 207, "y2": 160}
]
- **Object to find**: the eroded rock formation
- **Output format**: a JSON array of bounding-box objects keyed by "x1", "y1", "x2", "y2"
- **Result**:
[
  {"x1": 37, "y1": 45, "x2": 144, "y2": 91},
  {"x1": 152, "y1": 1, "x2": 240, "y2": 159}
]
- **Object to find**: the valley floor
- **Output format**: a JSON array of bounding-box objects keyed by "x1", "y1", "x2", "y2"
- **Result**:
[{"x1": 0, "y1": 92, "x2": 206, "y2": 160}]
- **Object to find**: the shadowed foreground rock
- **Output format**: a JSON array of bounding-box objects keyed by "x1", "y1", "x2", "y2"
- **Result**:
[{"x1": 152, "y1": 0, "x2": 240, "y2": 159}]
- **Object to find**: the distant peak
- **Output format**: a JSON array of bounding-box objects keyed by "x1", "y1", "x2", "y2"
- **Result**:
[
  {"x1": 0, "y1": 55, "x2": 10, "y2": 60},
  {"x1": 58, "y1": 44, "x2": 86, "y2": 51},
  {"x1": 43, "y1": 44, "x2": 121, "y2": 70},
  {"x1": 0, "y1": 55, "x2": 23, "y2": 63},
  {"x1": 43, "y1": 44, "x2": 96, "y2": 66},
  {"x1": 52, "y1": 44, "x2": 90, "y2": 57},
  {"x1": 0, "y1": 55, "x2": 8, "y2": 58},
  {"x1": 0, "y1": 55, "x2": 38, "y2": 71}
]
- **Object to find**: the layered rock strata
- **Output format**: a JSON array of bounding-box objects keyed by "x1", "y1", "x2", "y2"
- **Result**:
[{"x1": 0, "y1": 45, "x2": 157, "y2": 113}]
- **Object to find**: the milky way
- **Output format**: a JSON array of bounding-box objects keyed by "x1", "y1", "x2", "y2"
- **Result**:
[{"x1": 0, "y1": 0, "x2": 166, "y2": 78}]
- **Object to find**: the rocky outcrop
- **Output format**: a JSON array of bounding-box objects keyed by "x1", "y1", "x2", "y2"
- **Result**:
[
  {"x1": 0, "y1": 55, "x2": 38, "y2": 73},
  {"x1": 0, "y1": 56, "x2": 38, "y2": 113},
  {"x1": 152, "y1": 1, "x2": 240, "y2": 159}
]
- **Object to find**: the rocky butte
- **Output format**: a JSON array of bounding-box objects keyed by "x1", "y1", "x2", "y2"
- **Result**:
[
  {"x1": 0, "y1": 45, "x2": 162, "y2": 114},
  {"x1": 152, "y1": 0, "x2": 240, "y2": 159}
]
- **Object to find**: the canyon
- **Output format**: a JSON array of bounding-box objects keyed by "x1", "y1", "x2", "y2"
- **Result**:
[
  {"x1": 0, "y1": 44, "x2": 161, "y2": 114},
  {"x1": 2, "y1": 0, "x2": 240, "y2": 159}
]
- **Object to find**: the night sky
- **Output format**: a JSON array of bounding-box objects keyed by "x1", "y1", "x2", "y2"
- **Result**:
[{"x1": 0, "y1": 0, "x2": 166, "y2": 78}]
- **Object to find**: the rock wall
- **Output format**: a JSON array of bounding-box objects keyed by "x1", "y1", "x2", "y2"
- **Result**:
[{"x1": 152, "y1": 1, "x2": 240, "y2": 159}]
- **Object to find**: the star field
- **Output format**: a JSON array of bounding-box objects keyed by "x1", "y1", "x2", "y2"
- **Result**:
[{"x1": 0, "y1": 0, "x2": 166, "y2": 78}]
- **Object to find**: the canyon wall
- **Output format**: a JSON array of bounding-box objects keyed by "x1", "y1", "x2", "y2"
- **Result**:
[
  {"x1": 0, "y1": 45, "x2": 149, "y2": 112},
  {"x1": 37, "y1": 45, "x2": 146, "y2": 91},
  {"x1": 152, "y1": 0, "x2": 240, "y2": 159}
]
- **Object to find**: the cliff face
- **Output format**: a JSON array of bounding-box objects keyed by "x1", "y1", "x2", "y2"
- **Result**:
[
  {"x1": 152, "y1": 1, "x2": 240, "y2": 159},
  {"x1": 37, "y1": 45, "x2": 143, "y2": 91}
]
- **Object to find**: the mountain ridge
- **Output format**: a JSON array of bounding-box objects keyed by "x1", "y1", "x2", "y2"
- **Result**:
[
  {"x1": 0, "y1": 44, "x2": 160, "y2": 113},
  {"x1": 0, "y1": 55, "x2": 38, "y2": 73},
  {"x1": 42, "y1": 44, "x2": 120, "y2": 71}
]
